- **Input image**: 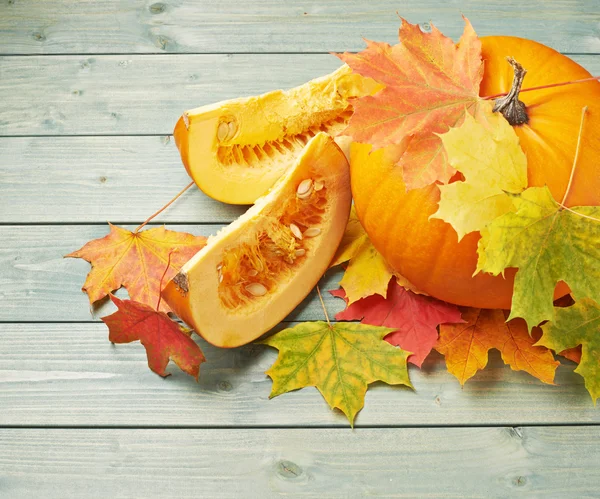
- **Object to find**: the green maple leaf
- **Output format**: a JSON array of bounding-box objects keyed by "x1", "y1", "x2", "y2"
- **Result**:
[
  {"x1": 432, "y1": 103, "x2": 528, "y2": 240},
  {"x1": 538, "y1": 298, "x2": 600, "y2": 403},
  {"x1": 260, "y1": 321, "x2": 412, "y2": 425},
  {"x1": 477, "y1": 186, "x2": 600, "y2": 329}
]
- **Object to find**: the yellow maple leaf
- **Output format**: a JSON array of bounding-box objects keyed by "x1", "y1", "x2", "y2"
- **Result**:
[
  {"x1": 261, "y1": 321, "x2": 412, "y2": 425},
  {"x1": 330, "y1": 205, "x2": 394, "y2": 304},
  {"x1": 431, "y1": 102, "x2": 528, "y2": 240}
]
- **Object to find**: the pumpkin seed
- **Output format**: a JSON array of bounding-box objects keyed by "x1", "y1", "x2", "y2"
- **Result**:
[
  {"x1": 289, "y1": 223, "x2": 303, "y2": 240},
  {"x1": 296, "y1": 179, "x2": 313, "y2": 198},
  {"x1": 303, "y1": 227, "x2": 321, "y2": 238},
  {"x1": 217, "y1": 121, "x2": 230, "y2": 141},
  {"x1": 245, "y1": 282, "x2": 268, "y2": 297}
]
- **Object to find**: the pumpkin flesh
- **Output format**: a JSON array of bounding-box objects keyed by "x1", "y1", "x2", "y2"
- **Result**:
[
  {"x1": 162, "y1": 133, "x2": 351, "y2": 347},
  {"x1": 175, "y1": 65, "x2": 379, "y2": 205}
]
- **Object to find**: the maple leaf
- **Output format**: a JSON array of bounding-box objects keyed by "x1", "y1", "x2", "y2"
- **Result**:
[
  {"x1": 330, "y1": 280, "x2": 463, "y2": 367},
  {"x1": 560, "y1": 346, "x2": 582, "y2": 364},
  {"x1": 330, "y1": 205, "x2": 394, "y2": 304},
  {"x1": 537, "y1": 298, "x2": 600, "y2": 403},
  {"x1": 436, "y1": 308, "x2": 559, "y2": 385},
  {"x1": 337, "y1": 17, "x2": 484, "y2": 189},
  {"x1": 261, "y1": 321, "x2": 412, "y2": 425},
  {"x1": 432, "y1": 102, "x2": 528, "y2": 240},
  {"x1": 66, "y1": 223, "x2": 206, "y2": 313},
  {"x1": 476, "y1": 186, "x2": 600, "y2": 330},
  {"x1": 102, "y1": 295, "x2": 205, "y2": 379}
]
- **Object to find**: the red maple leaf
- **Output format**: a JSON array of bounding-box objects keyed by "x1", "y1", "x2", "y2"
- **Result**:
[
  {"x1": 102, "y1": 295, "x2": 205, "y2": 379},
  {"x1": 337, "y1": 17, "x2": 483, "y2": 189},
  {"x1": 331, "y1": 280, "x2": 464, "y2": 366}
]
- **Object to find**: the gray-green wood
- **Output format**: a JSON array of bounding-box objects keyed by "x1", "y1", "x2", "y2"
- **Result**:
[
  {"x1": 0, "y1": 225, "x2": 346, "y2": 322},
  {"x1": 1, "y1": 427, "x2": 599, "y2": 498},
  {"x1": 0, "y1": 136, "x2": 247, "y2": 224},
  {"x1": 1, "y1": 54, "x2": 599, "y2": 136},
  {"x1": 1, "y1": 0, "x2": 599, "y2": 55},
  {"x1": 0, "y1": 323, "x2": 594, "y2": 427}
]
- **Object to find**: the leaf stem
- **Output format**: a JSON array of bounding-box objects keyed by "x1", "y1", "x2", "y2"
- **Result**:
[
  {"x1": 482, "y1": 76, "x2": 600, "y2": 101},
  {"x1": 561, "y1": 106, "x2": 588, "y2": 207},
  {"x1": 156, "y1": 251, "x2": 173, "y2": 311},
  {"x1": 316, "y1": 285, "x2": 332, "y2": 327},
  {"x1": 135, "y1": 181, "x2": 195, "y2": 233}
]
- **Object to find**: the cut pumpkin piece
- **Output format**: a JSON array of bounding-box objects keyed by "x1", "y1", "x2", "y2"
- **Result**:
[
  {"x1": 174, "y1": 64, "x2": 380, "y2": 204},
  {"x1": 162, "y1": 133, "x2": 352, "y2": 347}
]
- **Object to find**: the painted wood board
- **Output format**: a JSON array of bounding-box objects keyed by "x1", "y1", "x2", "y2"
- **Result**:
[
  {"x1": 1, "y1": 54, "x2": 599, "y2": 136},
  {"x1": 2, "y1": 0, "x2": 599, "y2": 54},
  {"x1": 0, "y1": 224, "x2": 346, "y2": 322},
  {"x1": 0, "y1": 136, "x2": 247, "y2": 224},
  {"x1": 0, "y1": 323, "x2": 593, "y2": 427},
  {"x1": 1, "y1": 427, "x2": 599, "y2": 497}
]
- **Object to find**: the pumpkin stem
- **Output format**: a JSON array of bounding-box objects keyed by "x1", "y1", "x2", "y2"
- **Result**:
[{"x1": 492, "y1": 57, "x2": 529, "y2": 126}]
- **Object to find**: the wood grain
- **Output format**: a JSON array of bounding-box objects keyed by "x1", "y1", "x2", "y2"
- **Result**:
[
  {"x1": 0, "y1": 323, "x2": 595, "y2": 427},
  {"x1": 1, "y1": 427, "x2": 599, "y2": 497},
  {"x1": 0, "y1": 225, "x2": 347, "y2": 322},
  {"x1": 1, "y1": 0, "x2": 599, "y2": 54},
  {"x1": 1, "y1": 54, "x2": 599, "y2": 136},
  {"x1": 0, "y1": 136, "x2": 247, "y2": 224}
]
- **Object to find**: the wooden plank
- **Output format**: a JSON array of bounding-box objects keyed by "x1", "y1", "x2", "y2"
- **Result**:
[
  {"x1": 0, "y1": 225, "x2": 346, "y2": 322},
  {"x1": 0, "y1": 136, "x2": 247, "y2": 224},
  {"x1": 0, "y1": 323, "x2": 596, "y2": 427},
  {"x1": 1, "y1": 427, "x2": 599, "y2": 497},
  {"x1": 1, "y1": 0, "x2": 599, "y2": 55},
  {"x1": 1, "y1": 53, "x2": 599, "y2": 136}
]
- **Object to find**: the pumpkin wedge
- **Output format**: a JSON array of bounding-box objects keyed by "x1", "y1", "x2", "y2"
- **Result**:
[
  {"x1": 162, "y1": 133, "x2": 351, "y2": 347},
  {"x1": 174, "y1": 65, "x2": 379, "y2": 204}
]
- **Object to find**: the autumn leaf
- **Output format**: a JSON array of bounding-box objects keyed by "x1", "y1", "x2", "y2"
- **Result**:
[
  {"x1": 476, "y1": 186, "x2": 600, "y2": 330},
  {"x1": 560, "y1": 346, "x2": 582, "y2": 364},
  {"x1": 337, "y1": 17, "x2": 484, "y2": 189},
  {"x1": 330, "y1": 280, "x2": 463, "y2": 367},
  {"x1": 537, "y1": 298, "x2": 600, "y2": 403},
  {"x1": 432, "y1": 102, "x2": 528, "y2": 240},
  {"x1": 66, "y1": 223, "x2": 206, "y2": 313},
  {"x1": 330, "y1": 205, "x2": 394, "y2": 304},
  {"x1": 102, "y1": 295, "x2": 205, "y2": 379},
  {"x1": 261, "y1": 321, "x2": 412, "y2": 425},
  {"x1": 436, "y1": 308, "x2": 559, "y2": 385}
]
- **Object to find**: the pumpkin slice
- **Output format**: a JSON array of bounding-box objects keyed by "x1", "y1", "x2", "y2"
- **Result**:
[
  {"x1": 162, "y1": 133, "x2": 351, "y2": 347},
  {"x1": 174, "y1": 64, "x2": 379, "y2": 204}
]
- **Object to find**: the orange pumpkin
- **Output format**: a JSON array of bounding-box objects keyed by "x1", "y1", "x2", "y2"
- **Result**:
[{"x1": 350, "y1": 36, "x2": 600, "y2": 310}]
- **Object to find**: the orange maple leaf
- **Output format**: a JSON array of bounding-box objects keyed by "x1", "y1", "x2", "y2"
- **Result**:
[
  {"x1": 102, "y1": 295, "x2": 205, "y2": 379},
  {"x1": 66, "y1": 224, "x2": 206, "y2": 313},
  {"x1": 436, "y1": 308, "x2": 559, "y2": 385},
  {"x1": 337, "y1": 17, "x2": 484, "y2": 189}
]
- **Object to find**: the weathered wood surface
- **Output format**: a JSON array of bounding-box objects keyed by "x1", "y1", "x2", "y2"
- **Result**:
[
  {"x1": 1, "y1": 54, "x2": 599, "y2": 136},
  {"x1": 0, "y1": 225, "x2": 346, "y2": 322},
  {"x1": 2, "y1": 427, "x2": 599, "y2": 498},
  {"x1": 0, "y1": 323, "x2": 594, "y2": 427},
  {"x1": 0, "y1": 136, "x2": 247, "y2": 223},
  {"x1": 3, "y1": 2, "x2": 599, "y2": 496},
  {"x1": 2, "y1": 0, "x2": 599, "y2": 55}
]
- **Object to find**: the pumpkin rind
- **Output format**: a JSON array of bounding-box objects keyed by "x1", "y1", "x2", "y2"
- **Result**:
[{"x1": 350, "y1": 36, "x2": 600, "y2": 309}]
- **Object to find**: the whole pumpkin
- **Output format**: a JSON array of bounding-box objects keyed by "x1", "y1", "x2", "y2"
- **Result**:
[{"x1": 350, "y1": 36, "x2": 600, "y2": 310}]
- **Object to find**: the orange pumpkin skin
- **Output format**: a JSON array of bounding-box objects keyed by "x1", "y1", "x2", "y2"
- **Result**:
[{"x1": 351, "y1": 36, "x2": 600, "y2": 309}]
